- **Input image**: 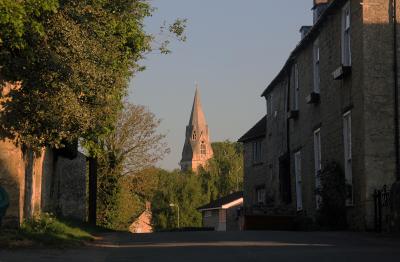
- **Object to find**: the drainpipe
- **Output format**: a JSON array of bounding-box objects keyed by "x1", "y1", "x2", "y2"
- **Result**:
[{"x1": 393, "y1": 0, "x2": 400, "y2": 181}]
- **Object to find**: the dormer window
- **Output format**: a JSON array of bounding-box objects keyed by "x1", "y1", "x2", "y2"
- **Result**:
[{"x1": 192, "y1": 131, "x2": 197, "y2": 140}]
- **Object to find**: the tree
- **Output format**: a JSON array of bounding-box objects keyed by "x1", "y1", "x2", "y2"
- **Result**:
[
  {"x1": 202, "y1": 141, "x2": 243, "y2": 199},
  {"x1": 151, "y1": 169, "x2": 206, "y2": 230},
  {"x1": 96, "y1": 102, "x2": 169, "y2": 229},
  {"x1": 99, "y1": 102, "x2": 170, "y2": 176},
  {"x1": 0, "y1": 0, "x2": 186, "y2": 152},
  {"x1": 150, "y1": 141, "x2": 244, "y2": 230}
]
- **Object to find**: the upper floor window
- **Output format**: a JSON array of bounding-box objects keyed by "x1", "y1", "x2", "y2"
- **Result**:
[
  {"x1": 252, "y1": 140, "x2": 263, "y2": 163},
  {"x1": 192, "y1": 131, "x2": 197, "y2": 140},
  {"x1": 313, "y1": 39, "x2": 320, "y2": 93},
  {"x1": 342, "y1": 2, "x2": 351, "y2": 66},
  {"x1": 201, "y1": 142, "x2": 206, "y2": 155},
  {"x1": 293, "y1": 63, "x2": 300, "y2": 110}
]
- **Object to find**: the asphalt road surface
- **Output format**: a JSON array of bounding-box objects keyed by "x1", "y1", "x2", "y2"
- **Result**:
[{"x1": 1, "y1": 231, "x2": 400, "y2": 262}]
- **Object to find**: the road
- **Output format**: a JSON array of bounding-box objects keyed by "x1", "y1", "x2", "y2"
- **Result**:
[{"x1": 1, "y1": 230, "x2": 400, "y2": 262}]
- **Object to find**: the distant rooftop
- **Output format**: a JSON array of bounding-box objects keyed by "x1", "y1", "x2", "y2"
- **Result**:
[
  {"x1": 198, "y1": 191, "x2": 243, "y2": 211},
  {"x1": 238, "y1": 116, "x2": 266, "y2": 143}
]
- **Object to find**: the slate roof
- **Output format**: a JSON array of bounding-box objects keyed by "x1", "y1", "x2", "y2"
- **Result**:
[
  {"x1": 238, "y1": 116, "x2": 266, "y2": 143},
  {"x1": 198, "y1": 191, "x2": 243, "y2": 211},
  {"x1": 261, "y1": 0, "x2": 347, "y2": 96}
]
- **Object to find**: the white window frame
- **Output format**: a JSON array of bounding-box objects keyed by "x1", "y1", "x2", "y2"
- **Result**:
[
  {"x1": 256, "y1": 187, "x2": 266, "y2": 205},
  {"x1": 314, "y1": 128, "x2": 322, "y2": 209},
  {"x1": 343, "y1": 111, "x2": 353, "y2": 206},
  {"x1": 313, "y1": 39, "x2": 320, "y2": 94},
  {"x1": 294, "y1": 63, "x2": 300, "y2": 110},
  {"x1": 294, "y1": 151, "x2": 303, "y2": 211},
  {"x1": 341, "y1": 2, "x2": 351, "y2": 66}
]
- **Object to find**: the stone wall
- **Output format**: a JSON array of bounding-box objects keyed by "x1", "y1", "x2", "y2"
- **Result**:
[
  {"x1": 226, "y1": 205, "x2": 241, "y2": 231},
  {"x1": 52, "y1": 152, "x2": 87, "y2": 221},
  {"x1": 0, "y1": 144, "x2": 87, "y2": 226},
  {"x1": 202, "y1": 209, "x2": 219, "y2": 230},
  {"x1": 242, "y1": 139, "x2": 268, "y2": 210},
  {"x1": 0, "y1": 141, "x2": 25, "y2": 226},
  {"x1": 361, "y1": 0, "x2": 399, "y2": 230}
]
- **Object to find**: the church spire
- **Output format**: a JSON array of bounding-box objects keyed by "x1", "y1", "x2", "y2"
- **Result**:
[
  {"x1": 188, "y1": 85, "x2": 207, "y2": 128},
  {"x1": 180, "y1": 84, "x2": 213, "y2": 173}
]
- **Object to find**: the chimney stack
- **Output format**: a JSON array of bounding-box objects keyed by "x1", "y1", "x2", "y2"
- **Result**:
[
  {"x1": 300, "y1": 26, "x2": 312, "y2": 40},
  {"x1": 312, "y1": 0, "x2": 329, "y2": 24}
]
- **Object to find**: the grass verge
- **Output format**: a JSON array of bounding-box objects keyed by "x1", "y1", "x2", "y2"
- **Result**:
[{"x1": 0, "y1": 213, "x2": 97, "y2": 248}]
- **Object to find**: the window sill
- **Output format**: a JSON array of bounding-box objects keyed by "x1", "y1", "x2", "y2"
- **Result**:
[
  {"x1": 306, "y1": 92, "x2": 320, "y2": 104},
  {"x1": 332, "y1": 65, "x2": 352, "y2": 80},
  {"x1": 287, "y1": 110, "x2": 299, "y2": 120},
  {"x1": 252, "y1": 162, "x2": 264, "y2": 167}
]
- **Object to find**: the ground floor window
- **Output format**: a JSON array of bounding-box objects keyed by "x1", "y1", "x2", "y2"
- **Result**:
[
  {"x1": 256, "y1": 187, "x2": 266, "y2": 205},
  {"x1": 343, "y1": 111, "x2": 353, "y2": 206}
]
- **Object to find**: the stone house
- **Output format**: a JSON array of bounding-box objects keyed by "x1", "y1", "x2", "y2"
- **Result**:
[
  {"x1": 198, "y1": 191, "x2": 243, "y2": 231},
  {"x1": 238, "y1": 117, "x2": 269, "y2": 213},
  {"x1": 129, "y1": 202, "x2": 152, "y2": 234},
  {"x1": 241, "y1": 0, "x2": 400, "y2": 231}
]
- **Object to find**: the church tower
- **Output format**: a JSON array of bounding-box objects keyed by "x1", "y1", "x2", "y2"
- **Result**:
[{"x1": 180, "y1": 87, "x2": 213, "y2": 172}]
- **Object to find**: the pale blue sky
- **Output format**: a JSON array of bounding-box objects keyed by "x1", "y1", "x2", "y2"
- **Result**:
[{"x1": 129, "y1": 0, "x2": 312, "y2": 170}]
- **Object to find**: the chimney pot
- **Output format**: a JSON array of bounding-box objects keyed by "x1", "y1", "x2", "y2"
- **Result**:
[
  {"x1": 300, "y1": 26, "x2": 312, "y2": 40},
  {"x1": 312, "y1": 0, "x2": 330, "y2": 24}
]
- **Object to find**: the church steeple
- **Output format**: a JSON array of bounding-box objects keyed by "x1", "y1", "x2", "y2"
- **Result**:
[
  {"x1": 180, "y1": 85, "x2": 213, "y2": 172},
  {"x1": 189, "y1": 87, "x2": 206, "y2": 128}
]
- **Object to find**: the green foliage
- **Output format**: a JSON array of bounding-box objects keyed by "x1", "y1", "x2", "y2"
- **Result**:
[
  {"x1": 95, "y1": 102, "x2": 168, "y2": 231},
  {"x1": 151, "y1": 141, "x2": 244, "y2": 230},
  {"x1": 316, "y1": 162, "x2": 347, "y2": 230},
  {"x1": 151, "y1": 169, "x2": 206, "y2": 230},
  {"x1": 202, "y1": 141, "x2": 244, "y2": 199},
  {"x1": 0, "y1": 213, "x2": 94, "y2": 248},
  {"x1": 96, "y1": 167, "x2": 145, "y2": 231},
  {"x1": 0, "y1": 0, "x2": 186, "y2": 153}
]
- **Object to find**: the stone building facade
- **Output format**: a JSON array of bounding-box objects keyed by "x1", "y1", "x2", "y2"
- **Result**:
[
  {"x1": 241, "y1": 0, "x2": 400, "y2": 231},
  {"x1": 180, "y1": 88, "x2": 213, "y2": 172},
  {"x1": 0, "y1": 143, "x2": 87, "y2": 227},
  {"x1": 238, "y1": 117, "x2": 270, "y2": 214}
]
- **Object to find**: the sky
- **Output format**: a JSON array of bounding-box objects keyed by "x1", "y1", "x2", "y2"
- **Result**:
[{"x1": 129, "y1": 0, "x2": 313, "y2": 170}]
